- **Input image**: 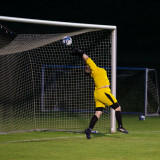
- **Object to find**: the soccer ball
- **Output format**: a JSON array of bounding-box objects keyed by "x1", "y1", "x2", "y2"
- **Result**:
[
  {"x1": 139, "y1": 115, "x2": 145, "y2": 120},
  {"x1": 62, "y1": 36, "x2": 72, "y2": 46}
]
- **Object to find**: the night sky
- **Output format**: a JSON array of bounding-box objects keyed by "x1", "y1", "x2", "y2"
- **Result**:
[{"x1": 0, "y1": 0, "x2": 160, "y2": 69}]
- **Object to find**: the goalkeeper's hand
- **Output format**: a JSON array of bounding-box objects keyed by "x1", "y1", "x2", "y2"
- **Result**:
[{"x1": 72, "y1": 48, "x2": 84, "y2": 58}]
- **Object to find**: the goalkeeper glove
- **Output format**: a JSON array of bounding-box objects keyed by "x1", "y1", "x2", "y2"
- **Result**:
[{"x1": 72, "y1": 48, "x2": 84, "y2": 57}]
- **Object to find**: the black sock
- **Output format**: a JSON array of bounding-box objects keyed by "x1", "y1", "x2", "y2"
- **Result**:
[
  {"x1": 115, "y1": 111, "x2": 123, "y2": 128},
  {"x1": 89, "y1": 115, "x2": 98, "y2": 129}
]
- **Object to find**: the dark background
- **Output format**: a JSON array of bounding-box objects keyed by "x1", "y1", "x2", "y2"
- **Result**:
[{"x1": 0, "y1": 0, "x2": 160, "y2": 75}]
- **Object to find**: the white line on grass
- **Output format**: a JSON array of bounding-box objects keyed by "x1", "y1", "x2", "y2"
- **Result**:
[
  {"x1": 1, "y1": 131, "x2": 160, "y2": 143},
  {"x1": 129, "y1": 131, "x2": 160, "y2": 134},
  {"x1": 0, "y1": 136, "x2": 85, "y2": 144}
]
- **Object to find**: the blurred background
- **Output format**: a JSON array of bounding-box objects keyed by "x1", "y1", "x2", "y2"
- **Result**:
[
  {"x1": 0, "y1": 0, "x2": 159, "y2": 72},
  {"x1": 0, "y1": 0, "x2": 160, "y2": 114}
]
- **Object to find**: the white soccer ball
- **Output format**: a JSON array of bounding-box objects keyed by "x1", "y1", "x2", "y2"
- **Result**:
[
  {"x1": 62, "y1": 36, "x2": 72, "y2": 46},
  {"x1": 139, "y1": 115, "x2": 145, "y2": 120}
]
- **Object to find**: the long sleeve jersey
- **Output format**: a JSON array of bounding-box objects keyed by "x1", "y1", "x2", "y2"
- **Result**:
[{"x1": 86, "y1": 58, "x2": 110, "y2": 90}]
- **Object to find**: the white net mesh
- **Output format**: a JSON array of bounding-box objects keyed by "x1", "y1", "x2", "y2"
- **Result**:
[
  {"x1": 0, "y1": 28, "x2": 112, "y2": 134},
  {"x1": 117, "y1": 68, "x2": 159, "y2": 116},
  {"x1": 147, "y1": 69, "x2": 159, "y2": 115},
  {"x1": 117, "y1": 68, "x2": 146, "y2": 114}
]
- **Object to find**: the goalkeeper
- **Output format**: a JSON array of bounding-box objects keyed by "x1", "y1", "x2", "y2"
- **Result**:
[{"x1": 73, "y1": 49, "x2": 128, "y2": 139}]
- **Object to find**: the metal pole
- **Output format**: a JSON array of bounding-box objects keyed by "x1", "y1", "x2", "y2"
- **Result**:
[
  {"x1": 144, "y1": 68, "x2": 148, "y2": 116},
  {"x1": 0, "y1": 16, "x2": 116, "y2": 30},
  {"x1": 110, "y1": 29, "x2": 117, "y2": 133}
]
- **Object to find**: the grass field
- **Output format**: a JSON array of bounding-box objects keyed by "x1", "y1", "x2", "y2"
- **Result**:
[{"x1": 0, "y1": 115, "x2": 160, "y2": 160}]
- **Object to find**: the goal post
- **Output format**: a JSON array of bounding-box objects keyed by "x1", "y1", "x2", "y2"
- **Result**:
[
  {"x1": 111, "y1": 29, "x2": 117, "y2": 133},
  {"x1": 0, "y1": 16, "x2": 117, "y2": 134},
  {"x1": 145, "y1": 69, "x2": 160, "y2": 116},
  {"x1": 116, "y1": 67, "x2": 160, "y2": 116}
]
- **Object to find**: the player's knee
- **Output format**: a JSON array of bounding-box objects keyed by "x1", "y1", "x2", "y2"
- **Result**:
[
  {"x1": 95, "y1": 108, "x2": 104, "y2": 119},
  {"x1": 110, "y1": 102, "x2": 120, "y2": 110},
  {"x1": 95, "y1": 111, "x2": 103, "y2": 119},
  {"x1": 115, "y1": 106, "x2": 121, "y2": 111}
]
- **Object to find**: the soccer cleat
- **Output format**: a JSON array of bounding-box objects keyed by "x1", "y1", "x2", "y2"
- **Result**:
[
  {"x1": 117, "y1": 127, "x2": 128, "y2": 133},
  {"x1": 85, "y1": 128, "x2": 92, "y2": 139}
]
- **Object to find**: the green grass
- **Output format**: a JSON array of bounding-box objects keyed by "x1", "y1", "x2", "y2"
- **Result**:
[{"x1": 0, "y1": 115, "x2": 160, "y2": 160}]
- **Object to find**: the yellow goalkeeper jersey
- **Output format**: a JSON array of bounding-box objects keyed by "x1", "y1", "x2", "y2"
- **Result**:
[{"x1": 86, "y1": 58, "x2": 110, "y2": 89}]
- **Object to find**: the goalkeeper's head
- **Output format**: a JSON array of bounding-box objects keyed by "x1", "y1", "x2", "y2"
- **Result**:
[{"x1": 85, "y1": 65, "x2": 91, "y2": 76}]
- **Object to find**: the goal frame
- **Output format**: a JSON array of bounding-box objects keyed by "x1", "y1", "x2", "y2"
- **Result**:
[
  {"x1": 117, "y1": 67, "x2": 160, "y2": 116},
  {"x1": 145, "y1": 68, "x2": 160, "y2": 116},
  {"x1": 0, "y1": 16, "x2": 117, "y2": 133}
]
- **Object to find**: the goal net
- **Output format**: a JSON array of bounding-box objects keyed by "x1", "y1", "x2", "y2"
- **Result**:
[
  {"x1": 117, "y1": 67, "x2": 160, "y2": 116},
  {"x1": 0, "y1": 17, "x2": 117, "y2": 134}
]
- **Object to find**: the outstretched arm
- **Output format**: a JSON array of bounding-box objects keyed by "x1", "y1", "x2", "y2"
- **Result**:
[
  {"x1": 73, "y1": 48, "x2": 98, "y2": 71},
  {"x1": 73, "y1": 48, "x2": 87, "y2": 59},
  {"x1": 82, "y1": 54, "x2": 89, "y2": 61},
  {"x1": 72, "y1": 48, "x2": 91, "y2": 61}
]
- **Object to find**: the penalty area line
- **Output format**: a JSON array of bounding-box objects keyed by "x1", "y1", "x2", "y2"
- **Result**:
[
  {"x1": 129, "y1": 131, "x2": 160, "y2": 134},
  {"x1": 0, "y1": 135, "x2": 85, "y2": 144},
  {"x1": 1, "y1": 131, "x2": 160, "y2": 143}
]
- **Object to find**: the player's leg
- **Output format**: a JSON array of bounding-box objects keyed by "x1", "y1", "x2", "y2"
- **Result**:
[
  {"x1": 89, "y1": 109, "x2": 103, "y2": 129},
  {"x1": 110, "y1": 103, "x2": 128, "y2": 133},
  {"x1": 96, "y1": 88, "x2": 128, "y2": 133},
  {"x1": 85, "y1": 105, "x2": 104, "y2": 139},
  {"x1": 104, "y1": 91, "x2": 128, "y2": 133},
  {"x1": 115, "y1": 106, "x2": 128, "y2": 133}
]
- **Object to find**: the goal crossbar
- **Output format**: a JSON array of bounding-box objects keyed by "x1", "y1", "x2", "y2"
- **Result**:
[{"x1": 0, "y1": 16, "x2": 116, "y2": 30}]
